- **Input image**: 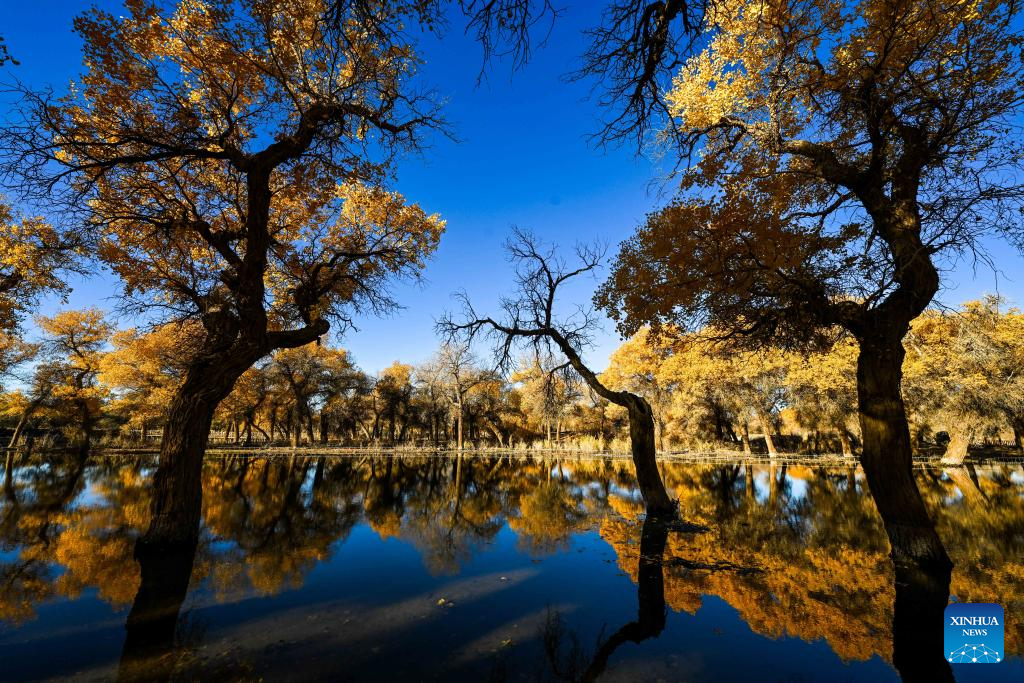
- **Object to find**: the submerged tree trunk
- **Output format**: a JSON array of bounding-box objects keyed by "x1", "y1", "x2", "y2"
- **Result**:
[
  {"x1": 118, "y1": 534, "x2": 198, "y2": 683},
  {"x1": 856, "y1": 336, "x2": 952, "y2": 570}
]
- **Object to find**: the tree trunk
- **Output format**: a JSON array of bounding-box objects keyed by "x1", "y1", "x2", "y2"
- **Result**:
[
  {"x1": 857, "y1": 336, "x2": 952, "y2": 570},
  {"x1": 838, "y1": 429, "x2": 853, "y2": 457},
  {"x1": 580, "y1": 514, "x2": 668, "y2": 682},
  {"x1": 740, "y1": 421, "x2": 752, "y2": 455},
  {"x1": 626, "y1": 397, "x2": 675, "y2": 518},
  {"x1": 305, "y1": 407, "x2": 315, "y2": 445},
  {"x1": 756, "y1": 410, "x2": 778, "y2": 457},
  {"x1": 142, "y1": 356, "x2": 247, "y2": 549},
  {"x1": 940, "y1": 423, "x2": 973, "y2": 465},
  {"x1": 456, "y1": 402, "x2": 464, "y2": 452},
  {"x1": 8, "y1": 412, "x2": 31, "y2": 449},
  {"x1": 944, "y1": 466, "x2": 986, "y2": 507},
  {"x1": 654, "y1": 417, "x2": 665, "y2": 453},
  {"x1": 320, "y1": 413, "x2": 329, "y2": 444},
  {"x1": 291, "y1": 406, "x2": 302, "y2": 447}
]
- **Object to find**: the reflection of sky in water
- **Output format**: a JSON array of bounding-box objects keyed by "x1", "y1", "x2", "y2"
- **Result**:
[{"x1": 0, "y1": 457, "x2": 1022, "y2": 682}]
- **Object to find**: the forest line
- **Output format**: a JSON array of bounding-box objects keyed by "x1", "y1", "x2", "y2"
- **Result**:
[{"x1": 1, "y1": 296, "x2": 1020, "y2": 464}]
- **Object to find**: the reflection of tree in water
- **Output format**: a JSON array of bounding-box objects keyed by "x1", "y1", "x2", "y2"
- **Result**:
[
  {"x1": 510, "y1": 476, "x2": 588, "y2": 555},
  {"x1": 922, "y1": 464, "x2": 1024, "y2": 655},
  {"x1": 395, "y1": 454, "x2": 506, "y2": 574},
  {"x1": 202, "y1": 456, "x2": 362, "y2": 597},
  {"x1": 0, "y1": 453, "x2": 154, "y2": 622},
  {"x1": 1, "y1": 454, "x2": 1022, "y2": 681},
  {"x1": 541, "y1": 514, "x2": 672, "y2": 682}
]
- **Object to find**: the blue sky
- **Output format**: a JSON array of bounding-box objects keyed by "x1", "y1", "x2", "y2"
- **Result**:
[{"x1": 3, "y1": 2, "x2": 1023, "y2": 374}]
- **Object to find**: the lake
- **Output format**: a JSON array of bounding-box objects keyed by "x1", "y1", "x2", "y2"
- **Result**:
[{"x1": 1, "y1": 453, "x2": 1021, "y2": 681}]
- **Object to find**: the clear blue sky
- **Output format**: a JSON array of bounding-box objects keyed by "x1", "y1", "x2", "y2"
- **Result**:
[{"x1": 4, "y1": 2, "x2": 1023, "y2": 374}]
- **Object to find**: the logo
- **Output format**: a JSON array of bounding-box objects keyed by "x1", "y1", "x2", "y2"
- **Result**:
[{"x1": 944, "y1": 603, "x2": 1003, "y2": 664}]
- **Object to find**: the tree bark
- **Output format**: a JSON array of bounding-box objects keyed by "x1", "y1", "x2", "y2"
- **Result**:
[
  {"x1": 142, "y1": 354, "x2": 252, "y2": 548},
  {"x1": 740, "y1": 421, "x2": 752, "y2": 455},
  {"x1": 756, "y1": 410, "x2": 778, "y2": 457},
  {"x1": 626, "y1": 397, "x2": 675, "y2": 517},
  {"x1": 856, "y1": 337, "x2": 952, "y2": 570},
  {"x1": 940, "y1": 422, "x2": 973, "y2": 465}
]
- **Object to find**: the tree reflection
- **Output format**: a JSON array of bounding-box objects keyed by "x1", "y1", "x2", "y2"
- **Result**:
[
  {"x1": 117, "y1": 535, "x2": 198, "y2": 682},
  {"x1": 0, "y1": 453, "x2": 1020, "y2": 681}
]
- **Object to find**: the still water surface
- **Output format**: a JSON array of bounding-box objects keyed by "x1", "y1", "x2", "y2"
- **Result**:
[{"x1": 0, "y1": 453, "x2": 1021, "y2": 681}]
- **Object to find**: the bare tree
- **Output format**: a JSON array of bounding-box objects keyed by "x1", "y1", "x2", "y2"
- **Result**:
[
  {"x1": 438, "y1": 228, "x2": 675, "y2": 518},
  {"x1": 421, "y1": 344, "x2": 494, "y2": 451}
]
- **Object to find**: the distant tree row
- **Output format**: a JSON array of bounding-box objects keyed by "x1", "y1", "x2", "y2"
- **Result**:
[{"x1": 2, "y1": 298, "x2": 1019, "y2": 462}]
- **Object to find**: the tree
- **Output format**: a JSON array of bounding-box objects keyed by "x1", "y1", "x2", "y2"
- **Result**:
[
  {"x1": 597, "y1": 0, "x2": 1024, "y2": 568},
  {"x1": 602, "y1": 327, "x2": 675, "y2": 451},
  {"x1": 35, "y1": 309, "x2": 112, "y2": 453},
  {"x1": 0, "y1": 201, "x2": 75, "y2": 379},
  {"x1": 99, "y1": 323, "x2": 196, "y2": 442},
  {"x1": 903, "y1": 298, "x2": 1024, "y2": 463},
  {"x1": 786, "y1": 338, "x2": 859, "y2": 455},
  {"x1": 3, "y1": 0, "x2": 444, "y2": 547},
  {"x1": 440, "y1": 229, "x2": 676, "y2": 518},
  {"x1": 372, "y1": 362, "x2": 416, "y2": 443},
  {"x1": 511, "y1": 354, "x2": 583, "y2": 446},
  {"x1": 420, "y1": 344, "x2": 494, "y2": 450},
  {"x1": 266, "y1": 343, "x2": 353, "y2": 447},
  {"x1": 216, "y1": 365, "x2": 272, "y2": 445}
]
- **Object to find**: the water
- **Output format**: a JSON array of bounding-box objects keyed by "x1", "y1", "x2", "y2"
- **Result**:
[{"x1": 0, "y1": 453, "x2": 1021, "y2": 681}]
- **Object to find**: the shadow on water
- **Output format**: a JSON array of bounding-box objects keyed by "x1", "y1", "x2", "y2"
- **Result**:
[{"x1": 0, "y1": 452, "x2": 1021, "y2": 682}]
